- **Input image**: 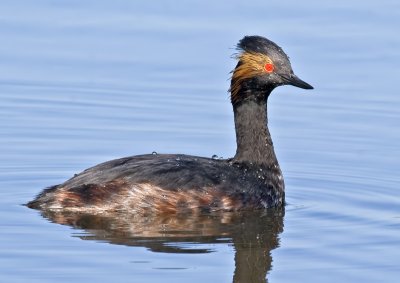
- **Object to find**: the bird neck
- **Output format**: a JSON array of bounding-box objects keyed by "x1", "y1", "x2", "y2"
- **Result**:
[{"x1": 232, "y1": 90, "x2": 279, "y2": 169}]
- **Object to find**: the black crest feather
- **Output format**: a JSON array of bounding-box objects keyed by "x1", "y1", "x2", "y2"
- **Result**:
[{"x1": 238, "y1": 36, "x2": 286, "y2": 57}]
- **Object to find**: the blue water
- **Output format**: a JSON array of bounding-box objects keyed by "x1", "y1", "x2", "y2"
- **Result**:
[{"x1": 1, "y1": 1, "x2": 399, "y2": 282}]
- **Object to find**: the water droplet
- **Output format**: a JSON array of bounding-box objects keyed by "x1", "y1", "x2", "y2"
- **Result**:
[
  {"x1": 152, "y1": 151, "x2": 158, "y2": 155},
  {"x1": 211, "y1": 154, "x2": 218, "y2": 160}
]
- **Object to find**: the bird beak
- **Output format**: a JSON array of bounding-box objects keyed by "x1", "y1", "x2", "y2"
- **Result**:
[{"x1": 280, "y1": 74, "x2": 313, "y2": 90}]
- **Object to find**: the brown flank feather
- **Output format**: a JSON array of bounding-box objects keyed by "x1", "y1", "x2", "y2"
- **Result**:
[{"x1": 39, "y1": 179, "x2": 243, "y2": 215}]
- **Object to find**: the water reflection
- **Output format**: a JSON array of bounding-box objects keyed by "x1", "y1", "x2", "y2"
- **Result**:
[{"x1": 40, "y1": 209, "x2": 284, "y2": 282}]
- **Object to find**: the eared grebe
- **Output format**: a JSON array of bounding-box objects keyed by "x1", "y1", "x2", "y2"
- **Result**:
[{"x1": 27, "y1": 36, "x2": 313, "y2": 215}]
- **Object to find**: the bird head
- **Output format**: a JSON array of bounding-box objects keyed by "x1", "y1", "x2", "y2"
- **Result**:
[{"x1": 230, "y1": 36, "x2": 313, "y2": 105}]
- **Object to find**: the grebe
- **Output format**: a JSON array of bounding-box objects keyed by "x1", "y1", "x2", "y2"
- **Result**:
[{"x1": 27, "y1": 35, "x2": 313, "y2": 214}]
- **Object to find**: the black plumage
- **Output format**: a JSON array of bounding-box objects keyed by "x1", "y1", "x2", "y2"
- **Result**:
[{"x1": 27, "y1": 35, "x2": 313, "y2": 214}]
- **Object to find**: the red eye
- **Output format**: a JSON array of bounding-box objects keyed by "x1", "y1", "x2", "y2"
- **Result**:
[{"x1": 264, "y1": 63, "x2": 274, "y2": 73}]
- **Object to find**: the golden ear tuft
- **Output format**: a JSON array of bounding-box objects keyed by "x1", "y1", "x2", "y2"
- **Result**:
[{"x1": 230, "y1": 52, "x2": 273, "y2": 104}]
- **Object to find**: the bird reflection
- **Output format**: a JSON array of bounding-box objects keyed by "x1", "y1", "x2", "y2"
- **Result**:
[{"x1": 39, "y1": 208, "x2": 284, "y2": 282}]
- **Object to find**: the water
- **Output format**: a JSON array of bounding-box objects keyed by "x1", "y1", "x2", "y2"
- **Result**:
[{"x1": 1, "y1": 0, "x2": 399, "y2": 282}]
